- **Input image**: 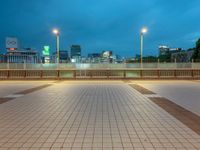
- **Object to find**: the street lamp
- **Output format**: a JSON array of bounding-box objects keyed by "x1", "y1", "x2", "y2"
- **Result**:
[
  {"x1": 140, "y1": 27, "x2": 148, "y2": 68},
  {"x1": 53, "y1": 29, "x2": 60, "y2": 64}
]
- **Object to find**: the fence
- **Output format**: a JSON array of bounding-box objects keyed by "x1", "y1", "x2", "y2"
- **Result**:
[
  {"x1": 0, "y1": 63, "x2": 200, "y2": 79},
  {"x1": 0, "y1": 62, "x2": 200, "y2": 69}
]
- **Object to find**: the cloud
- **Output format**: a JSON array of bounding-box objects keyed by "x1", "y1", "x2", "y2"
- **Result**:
[{"x1": 0, "y1": 0, "x2": 200, "y2": 56}]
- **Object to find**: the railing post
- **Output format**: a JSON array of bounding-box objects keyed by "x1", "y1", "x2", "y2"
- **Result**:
[
  {"x1": 174, "y1": 70, "x2": 177, "y2": 78},
  {"x1": 123, "y1": 70, "x2": 126, "y2": 79},
  {"x1": 107, "y1": 70, "x2": 109, "y2": 79},
  {"x1": 73, "y1": 70, "x2": 76, "y2": 79},
  {"x1": 175, "y1": 58, "x2": 177, "y2": 69},
  {"x1": 90, "y1": 70, "x2": 93, "y2": 78},
  {"x1": 23, "y1": 61, "x2": 26, "y2": 70},
  {"x1": 157, "y1": 69, "x2": 160, "y2": 78},
  {"x1": 57, "y1": 70, "x2": 60, "y2": 80},
  {"x1": 40, "y1": 70, "x2": 43, "y2": 79},
  {"x1": 191, "y1": 69, "x2": 194, "y2": 79},
  {"x1": 157, "y1": 59, "x2": 160, "y2": 69},
  {"x1": 24, "y1": 70, "x2": 26, "y2": 78},
  {"x1": 40, "y1": 62, "x2": 43, "y2": 70},
  {"x1": 7, "y1": 60, "x2": 10, "y2": 70},
  {"x1": 84, "y1": 70, "x2": 87, "y2": 77},
  {"x1": 7, "y1": 70, "x2": 10, "y2": 79},
  {"x1": 140, "y1": 70, "x2": 143, "y2": 79},
  {"x1": 192, "y1": 59, "x2": 194, "y2": 69}
]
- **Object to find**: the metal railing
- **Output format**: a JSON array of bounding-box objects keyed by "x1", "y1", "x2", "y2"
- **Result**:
[
  {"x1": 0, "y1": 63, "x2": 200, "y2": 79},
  {"x1": 1, "y1": 62, "x2": 200, "y2": 70}
]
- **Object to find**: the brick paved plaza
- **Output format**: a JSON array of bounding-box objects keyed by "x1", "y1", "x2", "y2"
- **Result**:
[{"x1": 0, "y1": 80, "x2": 200, "y2": 150}]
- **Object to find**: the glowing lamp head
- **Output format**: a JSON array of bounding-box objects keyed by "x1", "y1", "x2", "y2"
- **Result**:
[
  {"x1": 53, "y1": 29, "x2": 59, "y2": 35},
  {"x1": 141, "y1": 28, "x2": 148, "y2": 34}
]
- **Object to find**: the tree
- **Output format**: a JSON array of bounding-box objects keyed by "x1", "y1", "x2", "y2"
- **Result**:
[
  {"x1": 143, "y1": 56, "x2": 158, "y2": 62},
  {"x1": 159, "y1": 54, "x2": 171, "y2": 62},
  {"x1": 192, "y1": 38, "x2": 200, "y2": 62}
]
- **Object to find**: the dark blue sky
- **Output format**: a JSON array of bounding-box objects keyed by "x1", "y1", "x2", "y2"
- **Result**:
[{"x1": 0, "y1": 0, "x2": 200, "y2": 57}]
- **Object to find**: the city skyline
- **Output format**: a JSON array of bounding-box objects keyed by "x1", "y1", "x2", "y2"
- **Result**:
[{"x1": 0, "y1": 0, "x2": 200, "y2": 57}]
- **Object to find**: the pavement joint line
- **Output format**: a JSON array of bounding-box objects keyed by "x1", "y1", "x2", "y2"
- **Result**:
[
  {"x1": 0, "y1": 84, "x2": 53, "y2": 105},
  {"x1": 128, "y1": 84, "x2": 156, "y2": 94},
  {"x1": 0, "y1": 97, "x2": 14, "y2": 104},
  {"x1": 14, "y1": 84, "x2": 52, "y2": 95}
]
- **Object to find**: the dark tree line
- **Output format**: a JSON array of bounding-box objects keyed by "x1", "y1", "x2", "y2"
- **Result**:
[{"x1": 192, "y1": 38, "x2": 200, "y2": 62}]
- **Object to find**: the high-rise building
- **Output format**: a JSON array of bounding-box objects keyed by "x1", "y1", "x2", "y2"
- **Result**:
[
  {"x1": 70, "y1": 45, "x2": 81, "y2": 63},
  {"x1": 70, "y1": 45, "x2": 81, "y2": 58}
]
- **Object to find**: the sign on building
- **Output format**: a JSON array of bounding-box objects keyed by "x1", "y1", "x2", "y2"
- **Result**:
[
  {"x1": 6, "y1": 37, "x2": 18, "y2": 50},
  {"x1": 42, "y1": 46, "x2": 50, "y2": 56},
  {"x1": 43, "y1": 46, "x2": 50, "y2": 63}
]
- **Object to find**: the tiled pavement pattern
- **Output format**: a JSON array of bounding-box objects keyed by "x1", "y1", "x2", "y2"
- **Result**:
[
  {"x1": 0, "y1": 81, "x2": 200, "y2": 149},
  {"x1": 132, "y1": 81, "x2": 200, "y2": 116},
  {"x1": 0, "y1": 84, "x2": 53, "y2": 105},
  {"x1": 14, "y1": 84, "x2": 52, "y2": 95},
  {"x1": 150, "y1": 97, "x2": 200, "y2": 135},
  {"x1": 0, "y1": 81, "x2": 55, "y2": 98}
]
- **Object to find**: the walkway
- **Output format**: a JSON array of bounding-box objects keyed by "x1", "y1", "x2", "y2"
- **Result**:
[{"x1": 0, "y1": 81, "x2": 199, "y2": 149}]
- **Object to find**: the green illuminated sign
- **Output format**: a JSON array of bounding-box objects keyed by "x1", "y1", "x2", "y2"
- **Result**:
[{"x1": 43, "y1": 46, "x2": 50, "y2": 56}]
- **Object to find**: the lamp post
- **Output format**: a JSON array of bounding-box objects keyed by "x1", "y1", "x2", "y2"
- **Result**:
[
  {"x1": 140, "y1": 27, "x2": 147, "y2": 68},
  {"x1": 53, "y1": 29, "x2": 60, "y2": 64}
]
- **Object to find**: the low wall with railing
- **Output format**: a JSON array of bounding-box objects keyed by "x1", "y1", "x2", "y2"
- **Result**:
[
  {"x1": 0, "y1": 63, "x2": 200, "y2": 79},
  {"x1": 1, "y1": 62, "x2": 200, "y2": 70}
]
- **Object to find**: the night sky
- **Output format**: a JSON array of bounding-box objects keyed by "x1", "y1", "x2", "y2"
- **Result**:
[{"x1": 0, "y1": 0, "x2": 200, "y2": 57}]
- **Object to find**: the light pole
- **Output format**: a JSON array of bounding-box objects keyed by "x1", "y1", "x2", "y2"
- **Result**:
[
  {"x1": 140, "y1": 27, "x2": 147, "y2": 68},
  {"x1": 53, "y1": 29, "x2": 60, "y2": 64}
]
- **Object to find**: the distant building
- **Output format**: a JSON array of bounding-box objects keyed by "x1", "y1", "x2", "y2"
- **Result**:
[
  {"x1": 111, "y1": 55, "x2": 123, "y2": 63},
  {"x1": 159, "y1": 46, "x2": 170, "y2": 56},
  {"x1": 169, "y1": 48, "x2": 182, "y2": 54},
  {"x1": 60, "y1": 51, "x2": 69, "y2": 63},
  {"x1": 159, "y1": 45, "x2": 182, "y2": 56},
  {"x1": 87, "y1": 53, "x2": 101, "y2": 63},
  {"x1": 102, "y1": 51, "x2": 112, "y2": 58},
  {"x1": 70, "y1": 45, "x2": 81, "y2": 58},
  {"x1": 0, "y1": 54, "x2": 6, "y2": 63},
  {"x1": 52, "y1": 50, "x2": 69, "y2": 63},
  {"x1": 70, "y1": 45, "x2": 81, "y2": 63},
  {"x1": 101, "y1": 51, "x2": 113, "y2": 63},
  {"x1": 4, "y1": 49, "x2": 39, "y2": 63}
]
